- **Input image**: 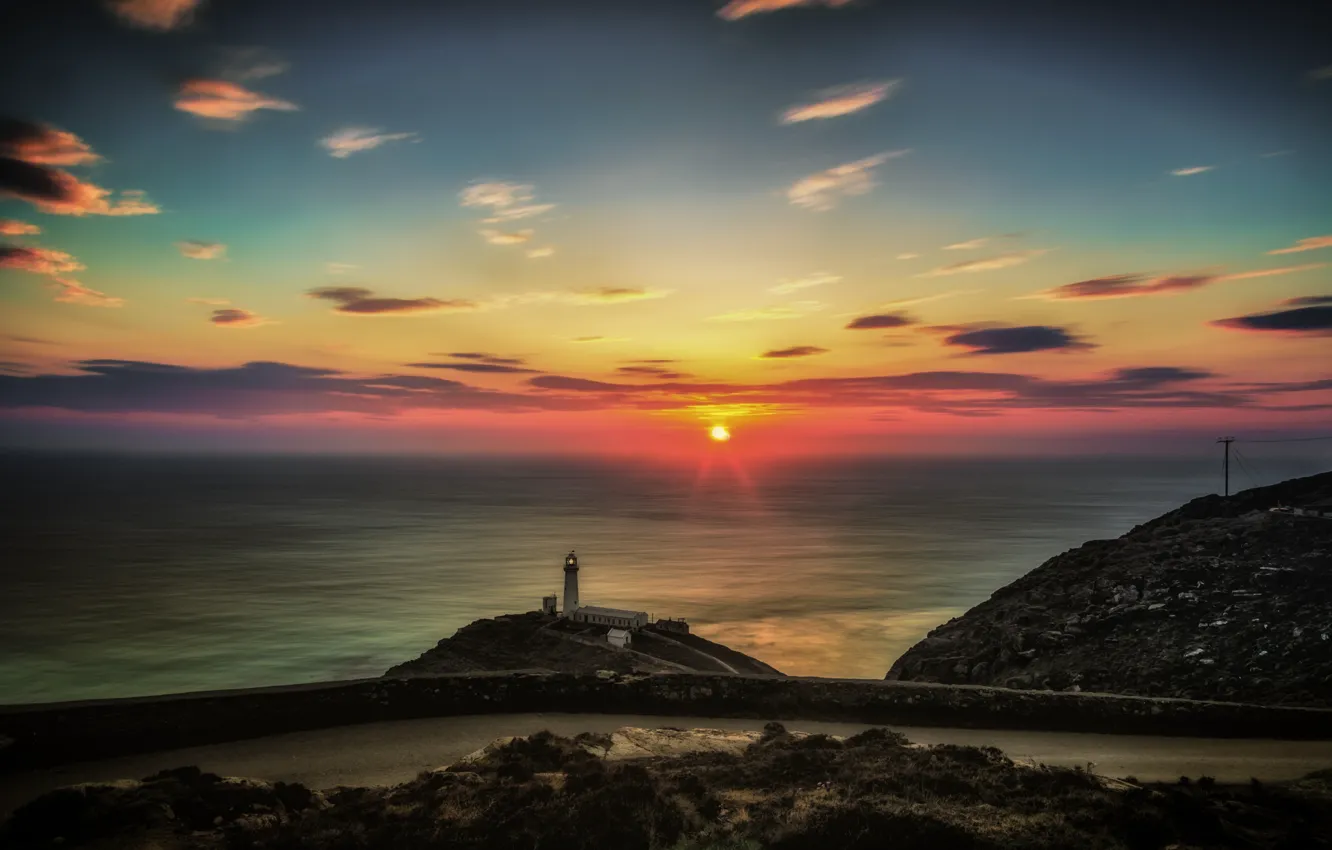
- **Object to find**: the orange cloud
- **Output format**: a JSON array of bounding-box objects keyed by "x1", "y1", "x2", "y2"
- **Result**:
[
  {"x1": 0, "y1": 120, "x2": 101, "y2": 166},
  {"x1": 780, "y1": 80, "x2": 899, "y2": 123},
  {"x1": 718, "y1": 0, "x2": 853, "y2": 20},
  {"x1": 787, "y1": 151, "x2": 910, "y2": 211},
  {"x1": 0, "y1": 245, "x2": 122, "y2": 307},
  {"x1": 174, "y1": 79, "x2": 299, "y2": 121},
  {"x1": 0, "y1": 158, "x2": 159, "y2": 216},
  {"x1": 0, "y1": 219, "x2": 40, "y2": 236},
  {"x1": 105, "y1": 0, "x2": 201, "y2": 30},
  {"x1": 1267, "y1": 235, "x2": 1332, "y2": 255}
]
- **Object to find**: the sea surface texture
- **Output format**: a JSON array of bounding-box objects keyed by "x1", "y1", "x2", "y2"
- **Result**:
[{"x1": 1, "y1": 452, "x2": 1324, "y2": 704}]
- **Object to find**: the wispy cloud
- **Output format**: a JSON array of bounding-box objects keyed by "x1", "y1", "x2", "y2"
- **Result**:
[
  {"x1": 1217, "y1": 263, "x2": 1325, "y2": 282},
  {"x1": 176, "y1": 240, "x2": 226, "y2": 260},
  {"x1": 0, "y1": 219, "x2": 39, "y2": 236},
  {"x1": 479, "y1": 229, "x2": 533, "y2": 246},
  {"x1": 460, "y1": 181, "x2": 556, "y2": 249},
  {"x1": 942, "y1": 237, "x2": 989, "y2": 250},
  {"x1": 1032, "y1": 263, "x2": 1324, "y2": 300},
  {"x1": 210, "y1": 308, "x2": 270, "y2": 328},
  {"x1": 787, "y1": 150, "x2": 910, "y2": 212},
  {"x1": 0, "y1": 245, "x2": 122, "y2": 307},
  {"x1": 1170, "y1": 166, "x2": 1213, "y2": 176},
  {"x1": 780, "y1": 80, "x2": 900, "y2": 124},
  {"x1": 708, "y1": 301, "x2": 824, "y2": 322},
  {"x1": 320, "y1": 127, "x2": 420, "y2": 159},
  {"x1": 0, "y1": 120, "x2": 101, "y2": 166},
  {"x1": 769, "y1": 272, "x2": 839, "y2": 294},
  {"x1": 105, "y1": 0, "x2": 201, "y2": 30},
  {"x1": 217, "y1": 47, "x2": 289, "y2": 81},
  {"x1": 1268, "y1": 235, "x2": 1332, "y2": 255},
  {"x1": 307, "y1": 286, "x2": 478, "y2": 316},
  {"x1": 174, "y1": 79, "x2": 299, "y2": 122},
  {"x1": 718, "y1": 0, "x2": 853, "y2": 20},
  {"x1": 459, "y1": 182, "x2": 556, "y2": 223},
  {"x1": 918, "y1": 249, "x2": 1048, "y2": 277},
  {"x1": 760, "y1": 346, "x2": 828, "y2": 359}
]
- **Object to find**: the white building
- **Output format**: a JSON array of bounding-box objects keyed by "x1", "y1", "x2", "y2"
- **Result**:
[
  {"x1": 607, "y1": 628, "x2": 632, "y2": 649},
  {"x1": 573, "y1": 605, "x2": 650, "y2": 629}
]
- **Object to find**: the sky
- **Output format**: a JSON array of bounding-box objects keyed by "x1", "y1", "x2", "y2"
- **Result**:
[{"x1": 1, "y1": 0, "x2": 1330, "y2": 456}]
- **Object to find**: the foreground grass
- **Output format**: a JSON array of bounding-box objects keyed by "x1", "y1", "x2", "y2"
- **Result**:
[{"x1": 5, "y1": 724, "x2": 1331, "y2": 849}]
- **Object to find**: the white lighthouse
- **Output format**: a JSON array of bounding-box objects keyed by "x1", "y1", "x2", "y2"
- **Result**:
[{"x1": 562, "y1": 550, "x2": 580, "y2": 616}]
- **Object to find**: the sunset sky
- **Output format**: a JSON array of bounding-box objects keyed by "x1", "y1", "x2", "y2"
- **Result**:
[{"x1": 1, "y1": 0, "x2": 1329, "y2": 454}]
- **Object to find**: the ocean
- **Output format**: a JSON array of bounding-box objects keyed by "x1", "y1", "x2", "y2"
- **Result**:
[{"x1": 1, "y1": 451, "x2": 1325, "y2": 705}]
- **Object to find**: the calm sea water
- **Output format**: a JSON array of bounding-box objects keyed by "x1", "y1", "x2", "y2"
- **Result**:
[{"x1": 1, "y1": 451, "x2": 1325, "y2": 705}]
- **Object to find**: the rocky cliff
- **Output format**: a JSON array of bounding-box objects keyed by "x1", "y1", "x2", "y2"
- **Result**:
[
  {"x1": 383, "y1": 611, "x2": 783, "y2": 678},
  {"x1": 886, "y1": 471, "x2": 1332, "y2": 707}
]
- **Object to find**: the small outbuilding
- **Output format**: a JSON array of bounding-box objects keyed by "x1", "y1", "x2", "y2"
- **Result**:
[{"x1": 607, "y1": 627, "x2": 632, "y2": 650}]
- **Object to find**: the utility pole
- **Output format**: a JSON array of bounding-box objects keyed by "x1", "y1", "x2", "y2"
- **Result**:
[{"x1": 1217, "y1": 436, "x2": 1235, "y2": 497}]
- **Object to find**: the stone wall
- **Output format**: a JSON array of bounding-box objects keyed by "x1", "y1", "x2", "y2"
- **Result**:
[{"x1": 3, "y1": 671, "x2": 1331, "y2": 772}]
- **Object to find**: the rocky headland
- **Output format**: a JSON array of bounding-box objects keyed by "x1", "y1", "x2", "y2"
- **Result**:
[
  {"x1": 6, "y1": 725, "x2": 1331, "y2": 850},
  {"x1": 383, "y1": 611, "x2": 783, "y2": 678},
  {"x1": 887, "y1": 471, "x2": 1332, "y2": 707}
]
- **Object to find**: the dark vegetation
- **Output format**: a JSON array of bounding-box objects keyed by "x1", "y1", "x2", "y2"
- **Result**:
[
  {"x1": 888, "y1": 471, "x2": 1332, "y2": 707},
  {"x1": 383, "y1": 611, "x2": 783, "y2": 678},
  {"x1": 6, "y1": 726, "x2": 1331, "y2": 849}
]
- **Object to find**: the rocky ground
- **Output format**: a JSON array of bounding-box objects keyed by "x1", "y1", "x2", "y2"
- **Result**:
[
  {"x1": 5, "y1": 725, "x2": 1331, "y2": 849},
  {"x1": 887, "y1": 471, "x2": 1332, "y2": 706},
  {"x1": 383, "y1": 611, "x2": 783, "y2": 678}
]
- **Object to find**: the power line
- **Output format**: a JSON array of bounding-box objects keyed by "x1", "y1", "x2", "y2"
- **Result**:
[{"x1": 1240, "y1": 436, "x2": 1332, "y2": 443}]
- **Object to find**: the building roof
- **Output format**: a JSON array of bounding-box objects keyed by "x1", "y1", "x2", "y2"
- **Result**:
[
  {"x1": 607, "y1": 628, "x2": 632, "y2": 638},
  {"x1": 576, "y1": 605, "x2": 647, "y2": 619}
]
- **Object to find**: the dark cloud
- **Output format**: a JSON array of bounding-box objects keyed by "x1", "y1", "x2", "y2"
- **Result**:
[
  {"x1": 1, "y1": 357, "x2": 1317, "y2": 419},
  {"x1": 1212, "y1": 305, "x2": 1332, "y2": 334},
  {"x1": 616, "y1": 365, "x2": 689, "y2": 379},
  {"x1": 760, "y1": 346, "x2": 829, "y2": 359},
  {"x1": 407, "y1": 361, "x2": 540, "y2": 374},
  {"x1": 1284, "y1": 295, "x2": 1332, "y2": 307},
  {"x1": 1108, "y1": 366, "x2": 1215, "y2": 385},
  {"x1": 210, "y1": 308, "x2": 268, "y2": 328},
  {"x1": 845, "y1": 312, "x2": 915, "y2": 330},
  {"x1": 0, "y1": 360, "x2": 594, "y2": 416},
  {"x1": 941, "y1": 325, "x2": 1095, "y2": 355},
  {"x1": 307, "y1": 286, "x2": 477, "y2": 315}
]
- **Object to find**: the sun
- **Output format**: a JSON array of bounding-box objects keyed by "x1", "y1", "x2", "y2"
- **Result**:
[{"x1": 710, "y1": 425, "x2": 731, "y2": 442}]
